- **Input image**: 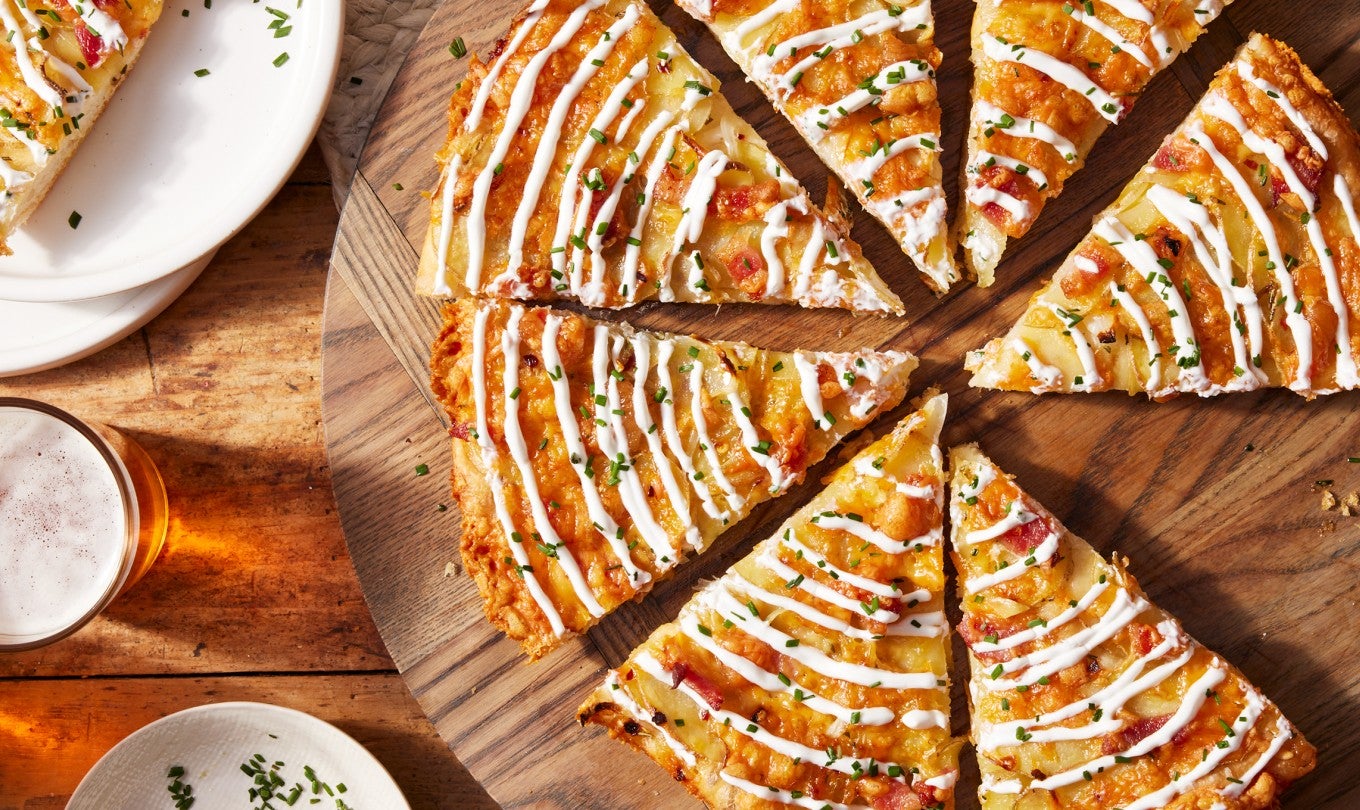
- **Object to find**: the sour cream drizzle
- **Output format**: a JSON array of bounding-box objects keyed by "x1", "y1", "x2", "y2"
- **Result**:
[
  {"x1": 604, "y1": 670, "x2": 698, "y2": 768},
  {"x1": 752, "y1": 7, "x2": 932, "y2": 98},
  {"x1": 780, "y1": 532, "x2": 909, "y2": 599},
  {"x1": 679, "y1": 612, "x2": 895, "y2": 725},
  {"x1": 1011, "y1": 337, "x2": 1062, "y2": 391},
  {"x1": 981, "y1": 37, "x2": 1123, "y2": 123},
  {"x1": 1043, "y1": 302, "x2": 1102, "y2": 390},
  {"x1": 633, "y1": 651, "x2": 911, "y2": 780},
  {"x1": 1094, "y1": 216, "x2": 1208, "y2": 388},
  {"x1": 1107, "y1": 278, "x2": 1164, "y2": 391},
  {"x1": 504, "y1": 10, "x2": 641, "y2": 280},
  {"x1": 983, "y1": 588, "x2": 1149, "y2": 686},
  {"x1": 689, "y1": 361, "x2": 743, "y2": 511},
  {"x1": 750, "y1": 551, "x2": 902, "y2": 624},
  {"x1": 719, "y1": 771, "x2": 866, "y2": 810},
  {"x1": 501, "y1": 308, "x2": 606, "y2": 617},
  {"x1": 463, "y1": 0, "x2": 603, "y2": 290},
  {"x1": 541, "y1": 315, "x2": 650, "y2": 587},
  {"x1": 760, "y1": 197, "x2": 808, "y2": 299},
  {"x1": 661, "y1": 150, "x2": 729, "y2": 299},
  {"x1": 1187, "y1": 120, "x2": 1313, "y2": 390},
  {"x1": 726, "y1": 376, "x2": 786, "y2": 491},
  {"x1": 976, "y1": 101, "x2": 1078, "y2": 163},
  {"x1": 629, "y1": 337, "x2": 702, "y2": 550},
  {"x1": 654, "y1": 341, "x2": 726, "y2": 520},
  {"x1": 592, "y1": 329, "x2": 675, "y2": 565},
  {"x1": 1144, "y1": 184, "x2": 1264, "y2": 389},
  {"x1": 470, "y1": 307, "x2": 565, "y2": 636},
  {"x1": 813, "y1": 514, "x2": 921, "y2": 553},
  {"x1": 799, "y1": 59, "x2": 933, "y2": 137}
]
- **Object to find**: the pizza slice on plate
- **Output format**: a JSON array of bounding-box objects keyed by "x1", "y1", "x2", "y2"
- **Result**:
[
  {"x1": 581, "y1": 393, "x2": 959, "y2": 808},
  {"x1": 966, "y1": 34, "x2": 1360, "y2": 399},
  {"x1": 948, "y1": 444, "x2": 1316, "y2": 809},
  {"x1": 418, "y1": 0, "x2": 903, "y2": 314},
  {"x1": 431, "y1": 299, "x2": 915, "y2": 659},
  {"x1": 676, "y1": 0, "x2": 958, "y2": 294},
  {"x1": 956, "y1": 0, "x2": 1232, "y2": 284},
  {"x1": 0, "y1": 0, "x2": 163, "y2": 253}
]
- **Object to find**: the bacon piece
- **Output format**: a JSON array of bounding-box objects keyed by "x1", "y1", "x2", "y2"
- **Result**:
[
  {"x1": 871, "y1": 781, "x2": 924, "y2": 810},
  {"x1": 713, "y1": 180, "x2": 779, "y2": 223},
  {"x1": 448, "y1": 422, "x2": 473, "y2": 441},
  {"x1": 669, "y1": 662, "x2": 724, "y2": 710},
  {"x1": 1103, "y1": 714, "x2": 1170, "y2": 755},
  {"x1": 1060, "y1": 248, "x2": 1113, "y2": 298},
  {"x1": 997, "y1": 516, "x2": 1052, "y2": 555},
  {"x1": 76, "y1": 24, "x2": 105, "y2": 67},
  {"x1": 1127, "y1": 622, "x2": 1161, "y2": 656},
  {"x1": 1152, "y1": 135, "x2": 1201, "y2": 173}
]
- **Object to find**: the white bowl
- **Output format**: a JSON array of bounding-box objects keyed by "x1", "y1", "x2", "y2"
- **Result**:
[
  {"x1": 0, "y1": 0, "x2": 343, "y2": 302},
  {"x1": 70, "y1": 701, "x2": 411, "y2": 809}
]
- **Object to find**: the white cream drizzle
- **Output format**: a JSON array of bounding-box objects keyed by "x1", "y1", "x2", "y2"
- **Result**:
[
  {"x1": 751, "y1": 7, "x2": 932, "y2": 98},
  {"x1": 981, "y1": 37, "x2": 1124, "y2": 123},
  {"x1": 1065, "y1": 5, "x2": 1154, "y2": 70},
  {"x1": 780, "y1": 532, "x2": 911, "y2": 600},
  {"x1": 749, "y1": 552, "x2": 902, "y2": 624},
  {"x1": 965, "y1": 530, "x2": 1061, "y2": 596},
  {"x1": 976, "y1": 101, "x2": 1078, "y2": 163},
  {"x1": 813, "y1": 514, "x2": 921, "y2": 554},
  {"x1": 791, "y1": 352, "x2": 828, "y2": 428},
  {"x1": 1145, "y1": 184, "x2": 1264, "y2": 389},
  {"x1": 1011, "y1": 337, "x2": 1062, "y2": 391},
  {"x1": 760, "y1": 197, "x2": 808, "y2": 299},
  {"x1": 541, "y1": 315, "x2": 650, "y2": 587},
  {"x1": 852, "y1": 456, "x2": 936, "y2": 501},
  {"x1": 704, "y1": 588, "x2": 939, "y2": 689},
  {"x1": 798, "y1": 59, "x2": 934, "y2": 137},
  {"x1": 1094, "y1": 216, "x2": 1209, "y2": 389},
  {"x1": 1332, "y1": 173, "x2": 1360, "y2": 388},
  {"x1": 1187, "y1": 121, "x2": 1313, "y2": 390},
  {"x1": 463, "y1": 0, "x2": 603, "y2": 291},
  {"x1": 592, "y1": 329, "x2": 676, "y2": 566},
  {"x1": 605, "y1": 669, "x2": 698, "y2": 768},
  {"x1": 1108, "y1": 278, "x2": 1165, "y2": 392},
  {"x1": 503, "y1": 11, "x2": 641, "y2": 281},
  {"x1": 1221, "y1": 714, "x2": 1293, "y2": 798},
  {"x1": 1124, "y1": 688, "x2": 1265, "y2": 810},
  {"x1": 963, "y1": 504, "x2": 1037, "y2": 545},
  {"x1": 470, "y1": 306, "x2": 566, "y2": 636},
  {"x1": 975, "y1": 151, "x2": 1049, "y2": 189},
  {"x1": 71, "y1": 1, "x2": 128, "y2": 52},
  {"x1": 629, "y1": 337, "x2": 702, "y2": 550},
  {"x1": 973, "y1": 579, "x2": 1111, "y2": 656},
  {"x1": 847, "y1": 133, "x2": 941, "y2": 184},
  {"x1": 689, "y1": 361, "x2": 744, "y2": 511},
  {"x1": 967, "y1": 183, "x2": 1031, "y2": 223},
  {"x1": 1030, "y1": 665, "x2": 1227, "y2": 790},
  {"x1": 633, "y1": 652, "x2": 911, "y2": 780},
  {"x1": 501, "y1": 308, "x2": 606, "y2": 617},
  {"x1": 1043, "y1": 302, "x2": 1102, "y2": 390},
  {"x1": 902, "y1": 709, "x2": 948, "y2": 730},
  {"x1": 660, "y1": 149, "x2": 729, "y2": 300},
  {"x1": 679, "y1": 612, "x2": 895, "y2": 725},
  {"x1": 654, "y1": 341, "x2": 726, "y2": 521},
  {"x1": 982, "y1": 588, "x2": 1150, "y2": 688},
  {"x1": 622, "y1": 125, "x2": 683, "y2": 299},
  {"x1": 726, "y1": 376, "x2": 786, "y2": 491},
  {"x1": 731, "y1": 0, "x2": 800, "y2": 43},
  {"x1": 719, "y1": 771, "x2": 867, "y2": 810}
]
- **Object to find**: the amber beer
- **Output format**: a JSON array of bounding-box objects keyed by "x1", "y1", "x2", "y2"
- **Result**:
[{"x1": 0, "y1": 398, "x2": 168, "y2": 651}]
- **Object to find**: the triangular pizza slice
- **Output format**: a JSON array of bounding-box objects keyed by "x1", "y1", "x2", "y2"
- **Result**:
[
  {"x1": 966, "y1": 34, "x2": 1360, "y2": 398},
  {"x1": 948, "y1": 444, "x2": 1316, "y2": 808},
  {"x1": 0, "y1": 0, "x2": 163, "y2": 253},
  {"x1": 676, "y1": 0, "x2": 959, "y2": 294},
  {"x1": 580, "y1": 393, "x2": 959, "y2": 807},
  {"x1": 418, "y1": 0, "x2": 903, "y2": 314},
  {"x1": 432, "y1": 299, "x2": 916, "y2": 659},
  {"x1": 956, "y1": 0, "x2": 1233, "y2": 284}
]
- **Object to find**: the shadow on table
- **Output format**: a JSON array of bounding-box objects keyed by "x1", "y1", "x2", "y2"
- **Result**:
[{"x1": 338, "y1": 718, "x2": 499, "y2": 810}]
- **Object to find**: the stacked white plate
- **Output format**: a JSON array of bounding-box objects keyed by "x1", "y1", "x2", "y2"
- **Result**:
[{"x1": 0, "y1": 0, "x2": 344, "y2": 376}]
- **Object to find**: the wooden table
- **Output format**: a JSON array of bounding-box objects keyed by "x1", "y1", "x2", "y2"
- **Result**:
[{"x1": 0, "y1": 145, "x2": 494, "y2": 810}]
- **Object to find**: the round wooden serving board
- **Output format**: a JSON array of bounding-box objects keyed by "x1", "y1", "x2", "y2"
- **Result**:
[{"x1": 320, "y1": 0, "x2": 1360, "y2": 806}]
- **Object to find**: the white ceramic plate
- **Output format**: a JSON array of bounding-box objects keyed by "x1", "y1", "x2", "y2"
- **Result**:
[
  {"x1": 0, "y1": 0, "x2": 343, "y2": 303},
  {"x1": 70, "y1": 701, "x2": 411, "y2": 810},
  {"x1": 0, "y1": 251, "x2": 213, "y2": 377}
]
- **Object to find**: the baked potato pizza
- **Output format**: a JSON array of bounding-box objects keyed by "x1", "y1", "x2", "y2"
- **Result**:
[
  {"x1": 949, "y1": 444, "x2": 1316, "y2": 809},
  {"x1": 419, "y1": 0, "x2": 903, "y2": 314},
  {"x1": 431, "y1": 299, "x2": 915, "y2": 659},
  {"x1": 581, "y1": 393, "x2": 960, "y2": 809}
]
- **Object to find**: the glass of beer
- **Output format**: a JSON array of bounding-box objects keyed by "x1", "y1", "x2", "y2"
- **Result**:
[{"x1": 0, "y1": 398, "x2": 169, "y2": 651}]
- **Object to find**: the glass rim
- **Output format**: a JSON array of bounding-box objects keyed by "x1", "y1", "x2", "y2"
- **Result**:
[{"x1": 0, "y1": 397, "x2": 140, "y2": 652}]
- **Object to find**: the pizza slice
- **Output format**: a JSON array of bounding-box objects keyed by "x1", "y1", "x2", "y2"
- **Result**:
[
  {"x1": 676, "y1": 0, "x2": 958, "y2": 294},
  {"x1": 418, "y1": 0, "x2": 904, "y2": 314},
  {"x1": 966, "y1": 34, "x2": 1360, "y2": 398},
  {"x1": 948, "y1": 444, "x2": 1317, "y2": 808},
  {"x1": 956, "y1": 0, "x2": 1233, "y2": 284},
  {"x1": 0, "y1": 0, "x2": 163, "y2": 253},
  {"x1": 432, "y1": 299, "x2": 916, "y2": 659},
  {"x1": 580, "y1": 393, "x2": 960, "y2": 808}
]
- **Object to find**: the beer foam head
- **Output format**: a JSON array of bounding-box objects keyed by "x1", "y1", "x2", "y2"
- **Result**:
[{"x1": 0, "y1": 405, "x2": 128, "y2": 643}]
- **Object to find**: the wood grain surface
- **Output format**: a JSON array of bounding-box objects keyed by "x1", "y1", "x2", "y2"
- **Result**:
[
  {"x1": 321, "y1": 1, "x2": 1360, "y2": 807},
  {"x1": 0, "y1": 147, "x2": 495, "y2": 810}
]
